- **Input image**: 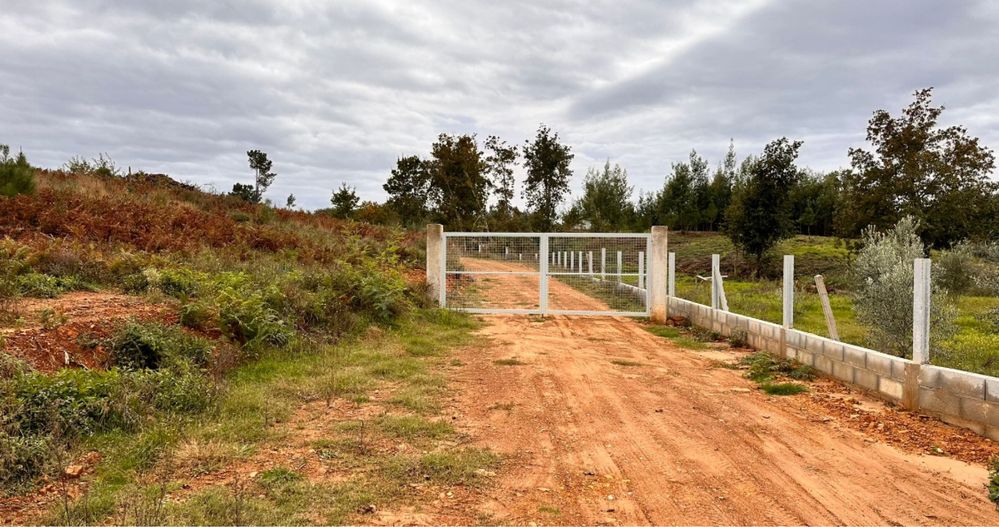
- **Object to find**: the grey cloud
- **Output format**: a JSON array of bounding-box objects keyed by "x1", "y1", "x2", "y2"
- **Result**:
[{"x1": 1, "y1": 0, "x2": 997, "y2": 210}]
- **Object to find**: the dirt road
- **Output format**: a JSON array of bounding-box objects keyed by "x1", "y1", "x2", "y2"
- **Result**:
[{"x1": 445, "y1": 257, "x2": 998, "y2": 525}]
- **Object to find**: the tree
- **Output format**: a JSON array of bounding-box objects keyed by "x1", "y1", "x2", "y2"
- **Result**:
[
  {"x1": 230, "y1": 182, "x2": 260, "y2": 203},
  {"x1": 285, "y1": 194, "x2": 297, "y2": 209},
  {"x1": 384, "y1": 155, "x2": 431, "y2": 226},
  {"x1": 484, "y1": 135, "x2": 518, "y2": 223},
  {"x1": 247, "y1": 149, "x2": 277, "y2": 200},
  {"x1": 573, "y1": 161, "x2": 634, "y2": 231},
  {"x1": 853, "y1": 216, "x2": 955, "y2": 357},
  {"x1": 424, "y1": 134, "x2": 491, "y2": 230},
  {"x1": 0, "y1": 145, "x2": 35, "y2": 197},
  {"x1": 725, "y1": 138, "x2": 804, "y2": 275},
  {"x1": 706, "y1": 141, "x2": 736, "y2": 230},
  {"x1": 841, "y1": 88, "x2": 997, "y2": 247},
  {"x1": 330, "y1": 183, "x2": 360, "y2": 218},
  {"x1": 522, "y1": 124, "x2": 573, "y2": 230}
]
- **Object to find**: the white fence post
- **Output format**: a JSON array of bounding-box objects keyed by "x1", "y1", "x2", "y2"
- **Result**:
[
  {"x1": 588, "y1": 251, "x2": 593, "y2": 276},
  {"x1": 913, "y1": 258, "x2": 931, "y2": 364},
  {"x1": 667, "y1": 251, "x2": 675, "y2": 297},
  {"x1": 578, "y1": 251, "x2": 584, "y2": 273},
  {"x1": 711, "y1": 254, "x2": 720, "y2": 309},
  {"x1": 426, "y1": 224, "x2": 443, "y2": 305},
  {"x1": 570, "y1": 250, "x2": 575, "y2": 271},
  {"x1": 616, "y1": 251, "x2": 623, "y2": 282},
  {"x1": 638, "y1": 251, "x2": 645, "y2": 290},
  {"x1": 712, "y1": 255, "x2": 728, "y2": 312},
  {"x1": 783, "y1": 255, "x2": 794, "y2": 330},
  {"x1": 601, "y1": 248, "x2": 606, "y2": 279}
]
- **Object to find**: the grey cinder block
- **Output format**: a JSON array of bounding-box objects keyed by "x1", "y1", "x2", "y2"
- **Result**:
[
  {"x1": 832, "y1": 362, "x2": 855, "y2": 383},
  {"x1": 843, "y1": 345, "x2": 867, "y2": 369},
  {"x1": 854, "y1": 368, "x2": 879, "y2": 391},
  {"x1": 878, "y1": 377, "x2": 904, "y2": 400}
]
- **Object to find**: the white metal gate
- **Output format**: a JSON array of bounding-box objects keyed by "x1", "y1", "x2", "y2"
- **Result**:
[{"x1": 440, "y1": 232, "x2": 650, "y2": 316}]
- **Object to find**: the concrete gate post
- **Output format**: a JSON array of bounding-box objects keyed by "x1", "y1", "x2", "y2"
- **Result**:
[
  {"x1": 650, "y1": 226, "x2": 668, "y2": 323},
  {"x1": 426, "y1": 224, "x2": 443, "y2": 306}
]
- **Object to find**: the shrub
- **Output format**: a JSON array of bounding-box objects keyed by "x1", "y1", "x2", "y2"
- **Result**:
[
  {"x1": 740, "y1": 352, "x2": 814, "y2": 383},
  {"x1": 180, "y1": 301, "x2": 217, "y2": 331},
  {"x1": 989, "y1": 457, "x2": 999, "y2": 509},
  {"x1": 0, "y1": 431, "x2": 54, "y2": 490},
  {"x1": 0, "y1": 145, "x2": 36, "y2": 197},
  {"x1": 853, "y1": 216, "x2": 955, "y2": 357},
  {"x1": 216, "y1": 288, "x2": 291, "y2": 348},
  {"x1": 16, "y1": 273, "x2": 92, "y2": 298},
  {"x1": 935, "y1": 242, "x2": 979, "y2": 295},
  {"x1": 110, "y1": 321, "x2": 213, "y2": 371}
]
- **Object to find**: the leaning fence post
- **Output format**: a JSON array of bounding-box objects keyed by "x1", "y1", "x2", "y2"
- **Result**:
[
  {"x1": 426, "y1": 224, "x2": 443, "y2": 306},
  {"x1": 913, "y1": 258, "x2": 931, "y2": 364},
  {"x1": 814, "y1": 275, "x2": 839, "y2": 341},
  {"x1": 650, "y1": 226, "x2": 668, "y2": 323}
]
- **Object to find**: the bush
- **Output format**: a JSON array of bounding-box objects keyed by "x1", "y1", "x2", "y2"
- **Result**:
[
  {"x1": 0, "y1": 145, "x2": 36, "y2": 197},
  {"x1": 216, "y1": 288, "x2": 291, "y2": 348},
  {"x1": 853, "y1": 216, "x2": 955, "y2": 357},
  {"x1": 935, "y1": 242, "x2": 979, "y2": 295},
  {"x1": 110, "y1": 321, "x2": 213, "y2": 371},
  {"x1": 0, "y1": 431, "x2": 54, "y2": 490},
  {"x1": 16, "y1": 273, "x2": 93, "y2": 298}
]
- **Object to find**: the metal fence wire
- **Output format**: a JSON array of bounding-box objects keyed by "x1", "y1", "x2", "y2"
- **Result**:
[{"x1": 442, "y1": 232, "x2": 649, "y2": 316}]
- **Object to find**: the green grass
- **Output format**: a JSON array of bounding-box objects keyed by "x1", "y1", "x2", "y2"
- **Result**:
[
  {"x1": 759, "y1": 382, "x2": 808, "y2": 396},
  {"x1": 45, "y1": 309, "x2": 494, "y2": 526}
]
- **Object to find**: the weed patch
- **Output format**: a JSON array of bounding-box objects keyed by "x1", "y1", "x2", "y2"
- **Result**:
[{"x1": 494, "y1": 358, "x2": 526, "y2": 366}]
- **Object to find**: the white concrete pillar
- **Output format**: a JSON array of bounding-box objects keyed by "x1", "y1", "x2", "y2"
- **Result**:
[
  {"x1": 518, "y1": 253, "x2": 522, "y2": 261},
  {"x1": 570, "y1": 250, "x2": 575, "y2": 271},
  {"x1": 578, "y1": 251, "x2": 583, "y2": 273},
  {"x1": 782, "y1": 255, "x2": 794, "y2": 329},
  {"x1": 650, "y1": 226, "x2": 668, "y2": 323},
  {"x1": 426, "y1": 224, "x2": 443, "y2": 306},
  {"x1": 913, "y1": 258, "x2": 932, "y2": 364},
  {"x1": 601, "y1": 248, "x2": 607, "y2": 279},
  {"x1": 505, "y1": 246, "x2": 509, "y2": 259},
  {"x1": 616, "y1": 251, "x2": 623, "y2": 282},
  {"x1": 588, "y1": 251, "x2": 593, "y2": 276}
]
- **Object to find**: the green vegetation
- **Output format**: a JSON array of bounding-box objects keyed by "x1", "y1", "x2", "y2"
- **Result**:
[
  {"x1": 0, "y1": 144, "x2": 36, "y2": 198},
  {"x1": 988, "y1": 457, "x2": 999, "y2": 508},
  {"x1": 739, "y1": 352, "x2": 813, "y2": 396}
]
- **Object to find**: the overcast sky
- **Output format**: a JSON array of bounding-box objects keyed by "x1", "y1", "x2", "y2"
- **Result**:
[{"x1": 3, "y1": 0, "x2": 998, "y2": 210}]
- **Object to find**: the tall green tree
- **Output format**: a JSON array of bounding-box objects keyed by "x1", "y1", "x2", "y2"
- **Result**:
[
  {"x1": 484, "y1": 135, "x2": 518, "y2": 224},
  {"x1": 725, "y1": 138, "x2": 804, "y2": 275},
  {"x1": 572, "y1": 161, "x2": 634, "y2": 231},
  {"x1": 0, "y1": 145, "x2": 35, "y2": 197},
  {"x1": 330, "y1": 183, "x2": 360, "y2": 218},
  {"x1": 705, "y1": 141, "x2": 736, "y2": 230},
  {"x1": 247, "y1": 149, "x2": 276, "y2": 200},
  {"x1": 522, "y1": 124, "x2": 574, "y2": 230},
  {"x1": 384, "y1": 155, "x2": 431, "y2": 226},
  {"x1": 841, "y1": 88, "x2": 997, "y2": 247},
  {"x1": 424, "y1": 133, "x2": 491, "y2": 230}
]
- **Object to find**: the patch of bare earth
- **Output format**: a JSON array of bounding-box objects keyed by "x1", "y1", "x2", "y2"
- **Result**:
[{"x1": 0, "y1": 291, "x2": 176, "y2": 372}]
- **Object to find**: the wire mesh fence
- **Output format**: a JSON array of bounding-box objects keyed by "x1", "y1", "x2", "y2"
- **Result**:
[
  {"x1": 547, "y1": 235, "x2": 648, "y2": 314},
  {"x1": 440, "y1": 233, "x2": 649, "y2": 315},
  {"x1": 443, "y1": 234, "x2": 541, "y2": 311}
]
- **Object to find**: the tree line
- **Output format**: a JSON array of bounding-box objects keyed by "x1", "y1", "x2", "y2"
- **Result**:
[{"x1": 231, "y1": 88, "x2": 997, "y2": 268}]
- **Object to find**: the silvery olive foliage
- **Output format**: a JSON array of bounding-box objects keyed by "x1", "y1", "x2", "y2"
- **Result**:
[{"x1": 853, "y1": 216, "x2": 955, "y2": 358}]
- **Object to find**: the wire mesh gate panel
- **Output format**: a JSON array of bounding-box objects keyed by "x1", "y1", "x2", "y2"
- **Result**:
[{"x1": 441, "y1": 232, "x2": 650, "y2": 316}]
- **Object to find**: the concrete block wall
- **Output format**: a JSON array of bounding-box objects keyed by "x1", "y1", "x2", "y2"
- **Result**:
[{"x1": 666, "y1": 296, "x2": 999, "y2": 441}]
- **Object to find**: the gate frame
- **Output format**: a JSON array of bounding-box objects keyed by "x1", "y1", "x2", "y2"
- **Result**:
[{"x1": 434, "y1": 228, "x2": 666, "y2": 317}]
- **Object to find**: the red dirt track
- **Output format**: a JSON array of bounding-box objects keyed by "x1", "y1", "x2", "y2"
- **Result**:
[{"x1": 444, "y1": 255, "x2": 998, "y2": 525}]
